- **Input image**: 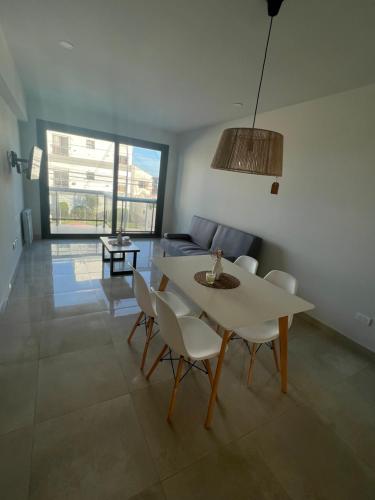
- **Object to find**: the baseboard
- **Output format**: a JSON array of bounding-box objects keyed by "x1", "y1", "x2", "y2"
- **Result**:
[
  {"x1": 299, "y1": 312, "x2": 339, "y2": 336},
  {"x1": 300, "y1": 312, "x2": 375, "y2": 358}
]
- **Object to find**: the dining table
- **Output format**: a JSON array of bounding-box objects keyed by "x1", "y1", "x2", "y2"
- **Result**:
[{"x1": 152, "y1": 255, "x2": 314, "y2": 428}]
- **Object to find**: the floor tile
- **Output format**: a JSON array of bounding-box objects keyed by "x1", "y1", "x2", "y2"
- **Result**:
[
  {"x1": 162, "y1": 440, "x2": 290, "y2": 500},
  {"x1": 1, "y1": 297, "x2": 47, "y2": 324},
  {"x1": 30, "y1": 395, "x2": 158, "y2": 500},
  {"x1": 9, "y1": 277, "x2": 54, "y2": 301},
  {"x1": 37, "y1": 345, "x2": 128, "y2": 422},
  {"x1": 42, "y1": 290, "x2": 108, "y2": 320},
  {"x1": 241, "y1": 404, "x2": 375, "y2": 500},
  {"x1": 0, "y1": 321, "x2": 39, "y2": 363},
  {"x1": 35, "y1": 312, "x2": 112, "y2": 358},
  {"x1": 47, "y1": 273, "x2": 97, "y2": 294},
  {"x1": 0, "y1": 427, "x2": 33, "y2": 500},
  {"x1": 1, "y1": 238, "x2": 375, "y2": 499},
  {"x1": 0, "y1": 361, "x2": 37, "y2": 434},
  {"x1": 105, "y1": 311, "x2": 142, "y2": 344},
  {"x1": 130, "y1": 356, "x2": 290, "y2": 480},
  {"x1": 114, "y1": 333, "x2": 174, "y2": 392},
  {"x1": 128, "y1": 484, "x2": 166, "y2": 500},
  {"x1": 51, "y1": 259, "x2": 88, "y2": 275},
  {"x1": 304, "y1": 364, "x2": 375, "y2": 469}
]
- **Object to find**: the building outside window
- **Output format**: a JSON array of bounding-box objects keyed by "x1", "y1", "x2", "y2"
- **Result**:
[
  {"x1": 52, "y1": 134, "x2": 70, "y2": 155},
  {"x1": 53, "y1": 169, "x2": 69, "y2": 188}
]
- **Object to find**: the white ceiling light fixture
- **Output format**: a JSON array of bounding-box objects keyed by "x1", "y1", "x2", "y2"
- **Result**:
[{"x1": 59, "y1": 40, "x2": 74, "y2": 50}]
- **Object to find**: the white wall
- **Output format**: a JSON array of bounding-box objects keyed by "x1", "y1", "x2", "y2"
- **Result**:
[
  {"x1": 20, "y1": 97, "x2": 178, "y2": 237},
  {"x1": 0, "y1": 22, "x2": 26, "y2": 310},
  {"x1": 173, "y1": 85, "x2": 375, "y2": 352},
  {"x1": 0, "y1": 96, "x2": 24, "y2": 309},
  {"x1": 0, "y1": 24, "x2": 26, "y2": 120}
]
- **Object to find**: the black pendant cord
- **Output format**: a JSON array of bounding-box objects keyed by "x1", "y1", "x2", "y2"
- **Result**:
[{"x1": 252, "y1": 16, "x2": 274, "y2": 128}]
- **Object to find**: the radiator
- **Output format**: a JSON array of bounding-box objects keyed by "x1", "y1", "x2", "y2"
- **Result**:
[{"x1": 22, "y1": 209, "x2": 33, "y2": 247}]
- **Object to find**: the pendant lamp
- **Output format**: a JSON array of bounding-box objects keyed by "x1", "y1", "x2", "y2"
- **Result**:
[{"x1": 211, "y1": 0, "x2": 284, "y2": 193}]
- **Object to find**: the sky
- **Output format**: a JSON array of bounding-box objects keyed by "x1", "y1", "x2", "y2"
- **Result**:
[{"x1": 133, "y1": 147, "x2": 161, "y2": 178}]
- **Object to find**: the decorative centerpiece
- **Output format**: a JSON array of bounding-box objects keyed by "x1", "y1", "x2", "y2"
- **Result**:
[
  {"x1": 194, "y1": 248, "x2": 240, "y2": 289},
  {"x1": 212, "y1": 248, "x2": 223, "y2": 280}
]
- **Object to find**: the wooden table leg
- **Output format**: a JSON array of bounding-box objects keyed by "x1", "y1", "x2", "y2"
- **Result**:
[
  {"x1": 278, "y1": 316, "x2": 288, "y2": 393},
  {"x1": 158, "y1": 274, "x2": 169, "y2": 291},
  {"x1": 204, "y1": 329, "x2": 232, "y2": 429}
]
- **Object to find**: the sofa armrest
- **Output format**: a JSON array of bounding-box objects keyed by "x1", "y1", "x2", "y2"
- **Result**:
[{"x1": 163, "y1": 233, "x2": 191, "y2": 240}]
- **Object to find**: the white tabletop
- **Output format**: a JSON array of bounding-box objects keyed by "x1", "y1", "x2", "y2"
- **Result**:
[
  {"x1": 100, "y1": 236, "x2": 140, "y2": 253},
  {"x1": 153, "y1": 255, "x2": 314, "y2": 331}
]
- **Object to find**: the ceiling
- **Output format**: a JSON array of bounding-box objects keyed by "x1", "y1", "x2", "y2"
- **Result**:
[{"x1": 0, "y1": 0, "x2": 374, "y2": 132}]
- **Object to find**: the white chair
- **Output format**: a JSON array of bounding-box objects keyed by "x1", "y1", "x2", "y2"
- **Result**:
[
  {"x1": 127, "y1": 268, "x2": 190, "y2": 370},
  {"x1": 234, "y1": 255, "x2": 259, "y2": 275},
  {"x1": 146, "y1": 292, "x2": 223, "y2": 421},
  {"x1": 235, "y1": 270, "x2": 298, "y2": 384}
]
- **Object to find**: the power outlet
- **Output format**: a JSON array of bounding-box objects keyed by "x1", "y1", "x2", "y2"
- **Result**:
[{"x1": 355, "y1": 312, "x2": 373, "y2": 327}]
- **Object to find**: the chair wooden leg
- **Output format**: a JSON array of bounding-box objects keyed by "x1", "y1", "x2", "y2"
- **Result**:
[
  {"x1": 127, "y1": 311, "x2": 144, "y2": 344},
  {"x1": 272, "y1": 340, "x2": 280, "y2": 372},
  {"x1": 158, "y1": 274, "x2": 169, "y2": 291},
  {"x1": 247, "y1": 343, "x2": 258, "y2": 385},
  {"x1": 167, "y1": 356, "x2": 185, "y2": 422},
  {"x1": 146, "y1": 344, "x2": 168, "y2": 380},
  {"x1": 203, "y1": 359, "x2": 214, "y2": 389},
  {"x1": 140, "y1": 317, "x2": 155, "y2": 371}
]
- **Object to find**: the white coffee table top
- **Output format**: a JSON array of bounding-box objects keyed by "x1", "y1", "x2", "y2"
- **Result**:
[
  {"x1": 100, "y1": 236, "x2": 140, "y2": 253},
  {"x1": 153, "y1": 255, "x2": 314, "y2": 331}
]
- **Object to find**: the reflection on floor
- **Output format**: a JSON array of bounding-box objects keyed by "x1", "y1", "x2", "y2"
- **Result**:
[
  {"x1": 50, "y1": 223, "x2": 112, "y2": 234},
  {"x1": 0, "y1": 239, "x2": 374, "y2": 499}
]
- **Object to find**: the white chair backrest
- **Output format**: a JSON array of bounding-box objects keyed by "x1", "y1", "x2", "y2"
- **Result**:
[
  {"x1": 154, "y1": 293, "x2": 188, "y2": 357},
  {"x1": 234, "y1": 255, "x2": 259, "y2": 275},
  {"x1": 264, "y1": 270, "x2": 298, "y2": 328},
  {"x1": 132, "y1": 268, "x2": 156, "y2": 317}
]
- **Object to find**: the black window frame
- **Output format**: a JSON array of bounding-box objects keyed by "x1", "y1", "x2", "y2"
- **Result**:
[{"x1": 37, "y1": 119, "x2": 169, "y2": 239}]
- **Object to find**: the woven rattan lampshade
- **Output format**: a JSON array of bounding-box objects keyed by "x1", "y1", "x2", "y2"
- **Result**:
[{"x1": 211, "y1": 127, "x2": 283, "y2": 176}]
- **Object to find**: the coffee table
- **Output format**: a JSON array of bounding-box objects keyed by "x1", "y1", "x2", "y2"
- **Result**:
[{"x1": 100, "y1": 236, "x2": 140, "y2": 276}]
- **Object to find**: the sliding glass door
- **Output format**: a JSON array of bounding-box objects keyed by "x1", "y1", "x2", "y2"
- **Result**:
[
  {"x1": 116, "y1": 143, "x2": 161, "y2": 233},
  {"x1": 38, "y1": 121, "x2": 168, "y2": 238},
  {"x1": 46, "y1": 130, "x2": 115, "y2": 235}
]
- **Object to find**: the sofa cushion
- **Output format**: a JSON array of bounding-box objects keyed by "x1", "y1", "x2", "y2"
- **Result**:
[
  {"x1": 189, "y1": 216, "x2": 218, "y2": 250},
  {"x1": 210, "y1": 224, "x2": 262, "y2": 260},
  {"x1": 160, "y1": 238, "x2": 209, "y2": 257}
]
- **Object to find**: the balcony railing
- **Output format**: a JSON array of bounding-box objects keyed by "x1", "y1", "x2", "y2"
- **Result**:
[{"x1": 49, "y1": 187, "x2": 156, "y2": 234}]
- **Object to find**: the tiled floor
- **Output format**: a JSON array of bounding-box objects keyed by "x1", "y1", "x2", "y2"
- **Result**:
[{"x1": 0, "y1": 239, "x2": 375, "y2": 499}]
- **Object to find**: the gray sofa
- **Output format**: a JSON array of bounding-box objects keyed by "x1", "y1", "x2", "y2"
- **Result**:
[{"x1": 161, "y1": 215, "x2": 262, "y2": 262}]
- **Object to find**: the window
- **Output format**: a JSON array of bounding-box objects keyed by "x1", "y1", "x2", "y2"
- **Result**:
[
  {"x1": 52, "y1": 134, "x2": 69, "y2": 156},
  {"x1": 119, "y1": 155, "x2": 128, "y2": 165},
  {"x1": 53, "y1": 169, "x2": 69, "y2": 188},
  {"x1": 41, "y1": 123, "x2": 167, "y2": 237}
]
